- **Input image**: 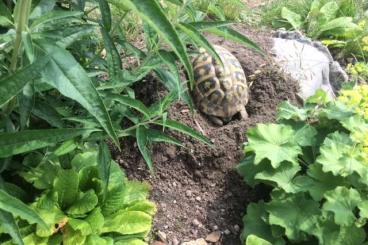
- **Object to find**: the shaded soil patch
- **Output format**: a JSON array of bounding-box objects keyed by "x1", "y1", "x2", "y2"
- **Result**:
[{"x1": 113, "y1": 25, "x2": 299, "y2": 245}]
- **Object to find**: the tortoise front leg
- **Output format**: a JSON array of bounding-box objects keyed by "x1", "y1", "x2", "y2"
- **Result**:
[
  {"x1": 208, "y1": 115, "x2": 224, "y2": 126},
  {"x1": 240, "y1": 107, "x2": 248, "y2": 120}
]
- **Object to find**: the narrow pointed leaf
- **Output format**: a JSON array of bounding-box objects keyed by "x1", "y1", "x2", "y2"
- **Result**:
[
  {"x1": 111, "y1": 0, "x2": 194, "y2": 85},
  {"x1": 111, "y1": 95, "x2": 151, "y2": 118},
  {"x1": 39, "y1": 42, "x2": 119, "y2": 146},
  {"x1": 0, "y1": 56, "x2": 49, "y2": 107},
  {"x1": 154, "y1": 119, "x2": 211, "y2": 145},
  {"x1": 188, "y1": 21, "x2": 233, "y2": 30},
  {"x1": 0, "y1": 190, "x2": 47, "y2": 228},
  {"x1": 0, "y1": 210, "x2": 24, "y2": 245},
  {"x1": 177, "y1": 22, "x2": 223, "y2": 66},
  {"x1": 136, "y1": 126, "x2": 153, "y2": 172},
  {"x1": 97, "y1": 0, "x2": 112, "y2": 31},
  {"x1": 0, "y1": 128, "x2": 88, "y2": 158},
  {"x1": 207, "y1": 27, "x2": 263, "y2": 55}
]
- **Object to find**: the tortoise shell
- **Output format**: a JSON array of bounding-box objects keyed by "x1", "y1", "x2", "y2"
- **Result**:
[{"x1": 192, "y1": 45, "x2": 249, "y2": 119}]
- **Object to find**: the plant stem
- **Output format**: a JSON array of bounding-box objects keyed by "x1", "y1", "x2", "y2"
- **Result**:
[{"x1": 10, "y1": 0, "x2": 32, "y2": 72}]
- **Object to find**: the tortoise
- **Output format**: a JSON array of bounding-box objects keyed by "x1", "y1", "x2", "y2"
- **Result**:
[{"x1": 192, "y1": 45, "x2": 249, "y2": 126}]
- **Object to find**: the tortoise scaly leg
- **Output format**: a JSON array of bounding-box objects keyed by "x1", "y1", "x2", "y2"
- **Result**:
[
  {"x1": 208, "y1": 115, "x2": 224, "y2": 126},
  {"x1": 240, "y1": 107, "x2": 248, "y2": 120}
]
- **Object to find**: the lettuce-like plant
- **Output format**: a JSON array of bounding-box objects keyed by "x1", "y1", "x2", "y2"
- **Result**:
[
  {"x1": 238, "y1": 90, "x2": 368, "y2": 244},
  {"x1": 0, "y1": 144, "x2": 156, "y2": 245}
]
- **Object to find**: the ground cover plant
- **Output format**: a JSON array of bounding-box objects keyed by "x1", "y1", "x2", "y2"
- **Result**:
[
  {"x1": 238, "y1": 88, "x2": 368, "y2": 244},
  {"x1": 0, "y1": 144, "x2": 156, "y2": 244}
]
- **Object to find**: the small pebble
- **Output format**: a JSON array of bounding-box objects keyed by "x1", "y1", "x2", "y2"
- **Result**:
[
  {"x1": 224, "y1": 229, "x2": 231, "y2": 235},
  {"x1": 186, "y1": 190, "x2": 192, "y2": 197},
  {"x1": 213, "y1": 225, "x2": 219, "y2": 231},
  {"x1": 192, "y1": 219, "x2": 201, "y2": 227},
  {"x1": 195, "y1": 196, "x2": 201, "y2": 201},
  {"x1": 234, "y1": 224, "x2": 240, "y2": 232}
]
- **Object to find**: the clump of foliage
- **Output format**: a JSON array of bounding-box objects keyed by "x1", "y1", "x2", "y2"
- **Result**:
[
  {"x1": 260, "y1": 0, "x2": 368, "y2": 58},
  {"x1": 193, "y1": 0, "x2": 247, "y2": 21},
  {"x1": 0, "y1": 144, "x2": 155, "y2": 244},
  {"x1": 338, "y1": 84, "x2": 368, "y2": 119},
  {"x1": 238, "y1": 90, "x2": 368, "y2": 244}
]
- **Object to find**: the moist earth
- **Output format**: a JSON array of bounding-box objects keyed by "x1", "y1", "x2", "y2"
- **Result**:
[{"x1": 112, "y1": 25, "x2": 299, "y2": 245}]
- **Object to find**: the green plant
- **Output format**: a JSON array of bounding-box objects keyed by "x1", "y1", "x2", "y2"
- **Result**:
[
  {"x1": 238, "y1": 90, "x2": 368, "y2": 244},
  {"x1": 281, "y1": 0, "x2": 361, "y2": 39},
  {"x1": 338, "y1": 84, "x2": 368, "y2": 119},
  {"x1": 0, "y1": 143, "x2": 156, "y2": 244}
]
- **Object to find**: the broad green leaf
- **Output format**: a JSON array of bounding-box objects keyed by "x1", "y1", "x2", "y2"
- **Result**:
[
  {"x1": 98, "y1": 0, "x2": 112, "y2": 31},
  {"x1": 85, "y1": 208, "x2": 105, "y2": 234},
  {"x1": 319, "y1": 17, "x2": 357, "y2": 35},
  {"x1": 19, "y1": 233, "x2": 48, "y2": 245},
  {"x1": 241, "y1": 202, "x2": 284, "y2": 244},
  {"x1": 237, "y1": 154, "x2": 266, "y2": 187},
  {"x1": 67, "y1": 190, "x2": 98, "y2": 216},
  {"x1": 267, "y1": 192, "x2": 320, "y2": 241},
  {"x1": 312, "y1": 216, "x2": 365, "y2": 245},
  {"x1": 317, "y1": 132, "x2": 366, "y2": 177},
  {"x1": 111, "y1": 95, "x2": 151, "y2": 118},
  {"x1": 110, "y1": 0, "x2": 194, "y2": 85},
  {"x1": 71, "y1": 151, "x2": 98, "y2": 171},
  {"x1": 294, "y1": 164, "x2": 344, "y2": 201},
  {"x1": 276, "y1": 101, "x2": 307, "y2": 121},
  {"x1": 0, "y1": 190, "x2": 47, "y2": 228},
  {"x1": 68, "y1": 219, "x2": 92, "y2": 236},
  {"x1": 54, "y1": 169, "x2": 79, "y2": 208},
  {"x1": 322, "y1": 187, "x2": 361, "y2": 226},
  {"x1": 115, "y1": 239, "x2": 147, "y2": 245},
  {"x1": 255, "y1": 162, "x2": 301, "y2": 193},
  {"x1": 0, "y1": 128, "x2": 88, "y2": 158},
  {"x1": 63, "y1": 225, "x2": 86, "y2": 245},
  {"x1": 103, "y1": 181, "x2": 150, "y2": 215},
  {"x1": 78, "y1": 166, "x2": 102, "y2": 194},
  {"x1": 20, "y1": 160, "x2": 59, "y2": 190},
  {"x1": 246, "y1": 124, "x2": 301, "y2": 168},
  {"x1": 153, "y1": 119, "x2": 211, "y2": 145},
  {"x1": 39, "y1": 42, "x2": 118, "y2": 146},
  {"x1": 293, "y1": 123, "x2": 318, "y2": 147},
  {"x1": 102, "y1": 210, "x2": 152, "y2": 234},
  {"x1": 246, "y1": 235, "x2": 272, "y2": 245},
  {"x1": 0, "y1": 210, "x2": 24, "y2": 245},
  {"x1": 319, "y1": 1, "x2": 339, "y2": 22},
  {"x1": 0, "y1": 55, "x2": 49, "y2": 107},
  {"x1": 281, "y1": 7, "x2": 303, "y2": 29},
  {"x1": 136, "y1": 126, "x2": 153, "y2": 172},
  {"x1": 85, "y1": 235, "x2": 113, "y2": 245},
  {"x1": 124, "y1": 200, "x2": 157, "y2": 216},
  {"x1": 358, "y1": 200, "x2": 368, "y2": 219}
]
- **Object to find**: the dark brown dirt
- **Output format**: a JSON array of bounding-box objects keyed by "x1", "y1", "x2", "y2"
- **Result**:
[{"x1": 113, "y1": 25, "x2": 299, "y2": 245}]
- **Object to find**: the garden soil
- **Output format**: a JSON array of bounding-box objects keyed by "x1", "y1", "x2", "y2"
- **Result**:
[{"x1": 113, "y1": 25, "x2": 299, "y2": 245}]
